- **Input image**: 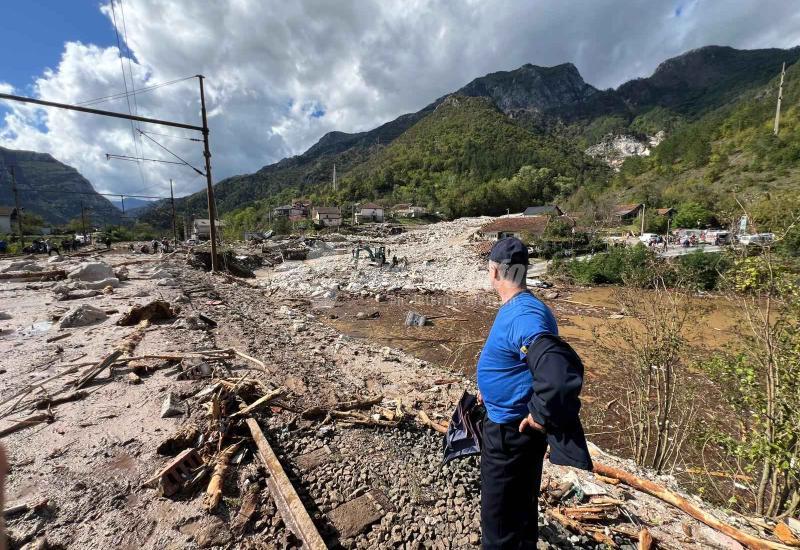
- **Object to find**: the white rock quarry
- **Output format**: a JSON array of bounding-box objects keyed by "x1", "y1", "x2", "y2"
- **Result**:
[
  {"x1": 67, "y1": 262, "x2": 115, "y2": 282},
  {"x1": 585, "y1": 131, "x2": 666, "y2": 171}
]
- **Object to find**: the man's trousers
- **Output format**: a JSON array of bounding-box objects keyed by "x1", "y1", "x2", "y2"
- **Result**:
[{"x1": 480, "y1": 418, "x2": 547, "y2": 549}]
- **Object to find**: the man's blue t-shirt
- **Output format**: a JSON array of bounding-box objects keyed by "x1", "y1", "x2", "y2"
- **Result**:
[{"x1": 477, "y1": 291, "x2": 558, "y2": 424}]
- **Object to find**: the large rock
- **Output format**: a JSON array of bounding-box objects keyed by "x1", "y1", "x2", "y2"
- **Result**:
[
  {"x1": 58, "y1": 304, "x2": 108, "y2": 328},
  {"x1": 1, "y1": 261, "x2": 42, "y2": 273},
  {"x1": 68, "y1": 262, "x2": 114, "y2": 282}
]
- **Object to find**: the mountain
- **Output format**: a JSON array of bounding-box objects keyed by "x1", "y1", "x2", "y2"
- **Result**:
[
  {"x1": 0, "y1": 147, "x2": 121, "y2": 227},
  {"x1": 136, "y1": 44, "x2": 800, "y2": 228},
  {"x1": 109, "y1": 197, "x2": 155, "y2": 214}
]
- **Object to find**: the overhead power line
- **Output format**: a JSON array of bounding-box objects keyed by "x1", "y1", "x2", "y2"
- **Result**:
[{"x1": 77, "y1": 76, "x2": 196, "y2": 107}]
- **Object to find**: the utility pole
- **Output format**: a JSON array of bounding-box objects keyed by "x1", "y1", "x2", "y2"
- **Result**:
[
  {"x1": 80, "y1": 201, "x2": 88, "y2": 242},
  {"x1": 9, "y1": 166, "x2": 23, "y2": 247},
  {"x1": 640, "y1": 204, "x2": 646, "y2": 235},
  {"x1": 198, "y1": 75, "x2": 219, "y2": 271},
  {"x1": 169, "y1": 179, "x2": 178, "y2": 244},
  {"x1": 774, "y1": 62, "x2": 786, "y2": 136}
]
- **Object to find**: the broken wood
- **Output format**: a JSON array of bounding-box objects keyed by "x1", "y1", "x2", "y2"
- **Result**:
[
  {"x1": 593, "y1": 461, "x2": 793, "y2": 550},
  {"x1": 34, "y1": 390, "x2": 88, "y2": 410},
  {"x1": 0, "y1": 412, "x2": 54, "y2": 438},
  {"x1": 638, "y1": 527, "x2": 654, "y2": 550},
  {"x1": 330, "y1": 410, "x2": 398, "y2": 428},
  {"x1": 204, "y1": 443, "x2": 240, "y2": 511},
  {"x1": 774, "y1": 522, "x2": 800, "y2": 547},
  {"x1": 232, "y1": 349, "x2": 272, "y2": 373},
  {"x1": 3, "y1": 498, "x2": 48, "y2": 518},
  {"x1": 0, "y1": 269, "x2": 66, "y2": 281},
  {"x1": 230, "y1": 388, "x2": 284, "y2": 418},
  {"x1": 74, "y1": 321, "x2": 151, "y2": 388},
  {"x1": 245, "y1": 417, "x2": 326, "y2": 550},
  {"x1": 546, "y1": 508, "x2": 617, "y2": 548},
  {"x1": 300, "y1": 396, "x2": 383, "y2": 419},
  {"x1": 45, "y1": 332, "x2": 71, "y2": 343},
  {"x1": 417, "y1": 410, "x2": 448, "y2": 434}
]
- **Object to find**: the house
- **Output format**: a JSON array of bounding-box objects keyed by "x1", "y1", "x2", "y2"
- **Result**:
[
  {"x1": 393, "y1": 204, "x2": 427, "y2": 218},
  {"x1": 656, "y1": 207, "x2": 675, "y2": 218},
  {"x1": 612, "y1": 203, "x2": 644, "y2": 221},
  {"x1": 523, "y1": 205, "x2": 563, "y2": 216},
  {"x1": 192, "y1": 218, "x2": 225, "y2": 240},
  {"x1": 0, "y1": 207, "x2": 19, "y2": 234},
  {"x1": 312, "y1": 207, "x2": 342, "y2": 227},
  {"x1": 477, "y1": 216, "x2": 554, "y2": 242},
  {"x1": 272, "y1": 204, "x2": 305, "y2": 219},
  {"x1": 355, "y1": 202, "x2": 385, "y2": 223}
]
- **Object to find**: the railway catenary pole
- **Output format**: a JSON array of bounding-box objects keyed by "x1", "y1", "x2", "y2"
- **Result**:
[
  {"x1": 9, "y1": 166, "x2": 23, "y2": 247},
  {"x1": 0, "y1": 88, "x2": 219, "y2": 269},
  {"x1": 197, "y1": 75, "x2": 219, "y2": 271},
  {"x1": 170, "y1": 179, "x2": 178, "y2": 244}
]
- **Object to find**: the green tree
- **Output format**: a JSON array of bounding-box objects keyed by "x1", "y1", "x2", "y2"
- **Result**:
[{"x1": 674, "y1": 201, "x2": 714, "y2": 228}]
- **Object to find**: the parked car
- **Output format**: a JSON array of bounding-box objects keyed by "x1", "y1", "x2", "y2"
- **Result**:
[
  {"x1": 639, "y1": 233, "x2": 659, "y2": 244},
  {"x1": 737, "y1": 233, "x2": 774, "y2": 246}
]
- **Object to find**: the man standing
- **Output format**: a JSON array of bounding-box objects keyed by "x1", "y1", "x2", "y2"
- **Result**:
[{"x1": 477, "y1": 238, "x2": 591, "y2": 549}]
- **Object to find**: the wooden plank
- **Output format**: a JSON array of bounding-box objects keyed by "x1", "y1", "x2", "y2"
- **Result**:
[{"x1": 246, "y1": 417, "x2": 327, "y2": 550}]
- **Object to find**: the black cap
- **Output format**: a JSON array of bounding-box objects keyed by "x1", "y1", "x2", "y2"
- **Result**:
[{"x1": 489, "y1": 237, "x2": 529, "y2": 265}]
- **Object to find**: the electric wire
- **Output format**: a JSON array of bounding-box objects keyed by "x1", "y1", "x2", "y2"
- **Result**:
[{"x1": 76, "y1": 76, "x2": 195, "y2": 107}]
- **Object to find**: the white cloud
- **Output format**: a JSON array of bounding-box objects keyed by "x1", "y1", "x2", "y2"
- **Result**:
[{"x1": 1, "y1": 0, "x2": 798, "y2": 199}]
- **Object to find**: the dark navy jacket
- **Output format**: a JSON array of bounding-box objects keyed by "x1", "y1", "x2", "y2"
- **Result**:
[{"x1": 525, "y1": 333, "x2": 592, "y2": 471}]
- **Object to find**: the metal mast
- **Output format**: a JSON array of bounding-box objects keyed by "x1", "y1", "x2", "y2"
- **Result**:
[{"x1": 774, "y1": 62, "x2": 786, "y2": 136}]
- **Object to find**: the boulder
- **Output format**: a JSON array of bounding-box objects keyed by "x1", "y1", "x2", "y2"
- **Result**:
[
  {"x1": 67, "y1": 262, "x2": 114, "y2": 282},
  {"x1": 1, "y1": 261, "x2": 42, "y2": 273},
  {"x1": 58, "y1": 304, "x2": 108, "y2": 328}
]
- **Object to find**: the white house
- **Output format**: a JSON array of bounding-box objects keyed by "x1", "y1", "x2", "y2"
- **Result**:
[
  {"x1": 192, "y1": 218, "x2": 225, "y2": 240},
  {"x1": 0, "y1": 207, "x2": 18, "y2": 234},
  {"x1": 393, "y1": 204, "x2": 427, "y2": 218},
  {"x1": 312, "y1": 207, "x2": 342, "y2": 227},
  {"x1": 356, "y1": 202, "x2": 385, "y2": 224}
]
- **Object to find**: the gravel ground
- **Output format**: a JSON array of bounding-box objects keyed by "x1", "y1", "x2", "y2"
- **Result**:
[{"x1": 0, "y1": 249, "x2": 761, "y2": 549}]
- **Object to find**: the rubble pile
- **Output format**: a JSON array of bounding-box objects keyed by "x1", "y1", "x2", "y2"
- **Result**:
[{"x1": 260, "y1": 217, "x2": 495, "y2": 297}]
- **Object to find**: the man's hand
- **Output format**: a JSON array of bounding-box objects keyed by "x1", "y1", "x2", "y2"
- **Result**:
[
  {"x1": 519, "y1": 414, "x2": 545, "y2": 434},
  {"x1": 476, "y1": 390, "x2": 482, "y2": 405}
]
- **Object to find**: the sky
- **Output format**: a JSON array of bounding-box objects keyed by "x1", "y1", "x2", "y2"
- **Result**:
[{"x1": 0, "y1": 0, "x2": 799, "y2": 199}]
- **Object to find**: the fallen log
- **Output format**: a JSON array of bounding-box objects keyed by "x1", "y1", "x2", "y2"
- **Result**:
[
  {"x1": 0, "y1": 412, "x2": 54, "y2": 438},
  {"x1": 204, "y1": 443, "x2": 240, "y2": 511},
  {"x1": 593, "y1": 461, "x2": 793, "y2": 550},
  {"x1": 0, "y1": 269, "x2": 66, "y2": 281},
  {"x1": 246, "y1": 417, "x2": 327, "y2": 550},
  {"x1": 300, "y1": 396, "x2": 383, "y2": 419}
]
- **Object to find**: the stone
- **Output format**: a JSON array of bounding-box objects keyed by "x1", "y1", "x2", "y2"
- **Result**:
[
  {"x1": 405, "y1": 311, "x2": 427, "y2": 327},
  {"x1": 2, "y1": 261, "x2": 42, "y2": 273},
  {"x1": 58, "y1": 304, "x2": 108, "y2": 328},
  {"x1": 67, "y1": 262, "x2": 114, "y2": 282},
  {"x1": 0, "y1": 312, "x2": 12, "y2": 320},
  {"x1": 156, "y1": 278, "x2": 179, "y2": 287},
  {"x1": 127, "y1": 372, "x2": 142, "y2": 385},
  {"x1": 161, "y1": 392, "x2": 188, "y2": 418},
  {"x1": 328, "y1": 490, "x2": 392, "y2": 539},
  {"x1": 195, "y1": 517, "x2": 232, "y2": 548}
]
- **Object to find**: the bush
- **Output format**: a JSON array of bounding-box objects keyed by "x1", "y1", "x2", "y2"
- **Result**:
[
  {"x1": 675, "y1": 251, "x2": 730, "y2": 291},
  {"x1": 552, "y1": 244, "x2": 657, "y2": 286}
]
